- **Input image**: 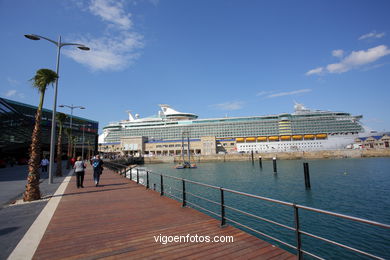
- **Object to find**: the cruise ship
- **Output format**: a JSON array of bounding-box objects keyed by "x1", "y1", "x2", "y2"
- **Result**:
[{"x1": 99, "y1": 103, "x2": 368, "y2": 154}]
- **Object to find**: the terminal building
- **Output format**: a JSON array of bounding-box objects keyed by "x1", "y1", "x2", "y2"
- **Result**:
[
  {"x1": 0, "y1": 97, "x2": 99, "y2": 163},
  {"x1": 99, "y1": 104, "x2": 369, "y2": 156}
]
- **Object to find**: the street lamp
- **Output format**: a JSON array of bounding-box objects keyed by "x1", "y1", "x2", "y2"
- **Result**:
[
  {"x1": 25, "y1": 34, "x2": 89, "y2": 184},
  {"x1": 59, "y1": 104, "x2": 85, "y2": 162}
]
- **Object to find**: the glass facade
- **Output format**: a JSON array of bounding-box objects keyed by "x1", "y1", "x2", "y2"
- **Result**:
[{"x1": 0, "y1": 97, "x2": 99, "y2": 160}]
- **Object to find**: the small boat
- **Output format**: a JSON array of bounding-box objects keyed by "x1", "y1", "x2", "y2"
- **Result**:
[{"x1": 175, "y1": 162, "x2": 197, "y2": 169}]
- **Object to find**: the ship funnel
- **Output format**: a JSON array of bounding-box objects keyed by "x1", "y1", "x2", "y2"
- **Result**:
[{"x1": 126, "y1": 110, "x2": 135, "y2": 121}]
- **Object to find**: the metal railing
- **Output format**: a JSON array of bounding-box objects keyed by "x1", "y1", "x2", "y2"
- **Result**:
[{"x1": 104, "y1": 161, "x2": 390, "y2": 260}]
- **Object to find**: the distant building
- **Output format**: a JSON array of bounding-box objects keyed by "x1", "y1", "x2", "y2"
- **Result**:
[
  {"x1": 0, "y1": 97, "x2": 99, "y2": 161},
  {"x1": 354, "y1": 134, "x2": 390, "y2": 149}
]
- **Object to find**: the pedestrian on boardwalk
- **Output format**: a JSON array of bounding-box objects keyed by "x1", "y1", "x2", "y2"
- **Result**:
[
  {"x1": 73, "y1": 156, "x2": 86, "y2": 188},
  {"x1": 91, "y1": 155, "x2": 104, "y2": 187},
  {"x1": 41, "y1": 157, "x2": 49, "y2": 173}
]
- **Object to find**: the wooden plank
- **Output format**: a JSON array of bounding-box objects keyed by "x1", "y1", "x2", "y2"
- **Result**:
[{"x1": 32, "y1": 166, "x2": 295, "y2": 260}]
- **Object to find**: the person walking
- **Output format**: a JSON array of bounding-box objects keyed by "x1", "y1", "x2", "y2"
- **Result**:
[
  {"x1": 41, "y1": 157, "x2": 49, "y2": 173},
  {"x1": 73, "y1": 156, "x2": 86, "y2": 188},
  {"x1": 91, "y1": 155, "x2": 104, "y2": 187}
]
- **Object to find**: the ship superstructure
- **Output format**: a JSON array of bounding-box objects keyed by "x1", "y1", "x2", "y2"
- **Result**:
[{"x1": 100, "y1": 103, "x2": 367, "y2": 153}]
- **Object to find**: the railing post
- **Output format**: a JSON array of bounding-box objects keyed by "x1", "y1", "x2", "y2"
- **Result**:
[
  {"x1": 160, "y1": 174, "x2": 164, "y2": 196},
  {"x1": 182, "y1": 179, "x2": 186, "y2": 207},
  {"x1": 137, "y1": 168, "x2": 139, "y2": 184},
  {"x1": 146, "y1": 171, "x2": 149, "y2": 189},
  {"x1": 220, "y1": 188, "x2": 226, "y2": 226},
  {"x1": 293, "y1": 204, "x2": 302, "y2": 259},
  {"x1": 130, "y1": 168, "x2": 133, "y2": 181}
]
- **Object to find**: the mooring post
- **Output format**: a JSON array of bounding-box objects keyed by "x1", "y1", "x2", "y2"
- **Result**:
[
  {"x1": 220, "y1": 188, "x2": 226, "y2": 226},
  {"x1": 146, "y1": 171, "x2": 149, "y2": 189},
  {"x1": 273, "y1": 157, "x2": 277, "y2": 173},
  {"x1": 182, "y1": 179, "x2": 186, "y2": 207},
  {"x1": 259, "y1": 156, "x2": 262, "y2": 169},
  {"x1": 137, "y1": 168, "x2": 140, "y2": 184},
  {"x1": 160, "y1": 174, "x2": 164, "y2": 196},
  {"x1": 303, "y1": 162, "x2": 311, "y2": 189},
  {"x1": 251, "y1": 150, "x2": 254, "y2": 165}
]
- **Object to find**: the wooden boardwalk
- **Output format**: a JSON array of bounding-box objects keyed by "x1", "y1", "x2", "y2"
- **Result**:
[{"x1": 33, "y1": 166, "x2": 295, "y2": 259}]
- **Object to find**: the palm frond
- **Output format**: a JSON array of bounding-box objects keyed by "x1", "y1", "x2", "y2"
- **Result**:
[{"x1": 30, "y1": 69, "x2": 58, "y2": 93}]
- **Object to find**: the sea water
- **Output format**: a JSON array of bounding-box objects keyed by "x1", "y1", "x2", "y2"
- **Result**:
[{"x1": 144, "y1": 157, "x2": 390, "y2": 259}]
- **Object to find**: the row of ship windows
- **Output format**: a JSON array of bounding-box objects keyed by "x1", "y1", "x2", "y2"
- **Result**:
[
  {"x1": 240, "y1": 145, "x2": 324, "y2": 150},
  {"x1": 239, "y1": 142, "x2": 324, "y2": 148}
]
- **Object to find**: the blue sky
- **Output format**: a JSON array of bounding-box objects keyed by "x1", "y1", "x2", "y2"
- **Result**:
[{"x1": 1, "y1": 0, "x2": 390, "y2": 133}]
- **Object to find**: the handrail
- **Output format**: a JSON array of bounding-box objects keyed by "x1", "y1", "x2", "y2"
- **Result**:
[{"x1": 105, "y1": 162, "x2": 389, "y2": 259}]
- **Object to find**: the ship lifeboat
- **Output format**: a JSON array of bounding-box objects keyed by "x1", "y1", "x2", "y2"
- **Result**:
[
  {"x1": 246, "y1": 137, "x2": 256, "y2": 142},
  {"x1": 236, "y1": 138, "x2": 244, "y2": 142},
  {"x1": 257, "y1": 136, "x2": 267, "y2": 142},
  {"x1": 292, "y1": 135, "x2": 303, "y2": 140},
  {"x1": 268, "y1": 136, "x2": 279, "y2": 141},
  {"x1": 304, "y1": 134, "x2": 315, "y2": 140},
  {"x1": 280, "y1": 135, "x2": 291, "y2": 141},
  {"x1": 316, "y1": 134, "x2": 328, "y2": 139}
]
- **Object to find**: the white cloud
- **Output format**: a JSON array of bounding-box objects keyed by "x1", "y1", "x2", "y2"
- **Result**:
[
  {"x1": 327, "y1": 45, "x2": 390, "y2": 73},
  {"x1": 256, "y1": 91, "x2": 274, "y2": 96},
  {"x1": 63, "y1": 0, "x2": 144, "y2": 71},
  {"x1": 63, "y1": 32, "x2": 143, "y2": 71},
  {"x1": 4, "y1": 89, "x2": 25, "y2": 99},
  {"x1": 266, "y1": 89, "x2": 312, "y2": 98},
  {"x1": 359, "y1": 31, "x2": 386, "y2": 40},
  {"x1": 89, "y1": 0, "x2": 132, "y2": 30},
  {"x1": 307, "y1": 45, "x2": 390, "y2": 75},
  {"x1": 305, "y1": 67, "x2": 324, "y2": 76},
  {"x1": 5, "y1": 90, "x2": 17, "y2": 97},
  {"x1": 332, "y1": 49, "x2": 344, "y2": 58},
  {"x1": 212, "y1": 101, "x2": 244, "y2": 111},
  {"x1": 7, "y1": 77, "x2": 20, "y2": 86}
]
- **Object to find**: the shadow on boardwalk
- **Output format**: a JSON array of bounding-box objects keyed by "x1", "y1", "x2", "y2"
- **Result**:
[{"x1": 32, "y1": 166, "x2": 294, "y2": 259}]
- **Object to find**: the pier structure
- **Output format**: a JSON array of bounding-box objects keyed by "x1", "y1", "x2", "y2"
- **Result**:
[{"x1": 11, "y1": 166, "x2": 294, "y2": 259}]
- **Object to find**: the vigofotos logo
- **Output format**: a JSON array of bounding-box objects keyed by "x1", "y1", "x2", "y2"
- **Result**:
[{"x1": 154, "y1": 234, "x2": 234, "y2": 245}]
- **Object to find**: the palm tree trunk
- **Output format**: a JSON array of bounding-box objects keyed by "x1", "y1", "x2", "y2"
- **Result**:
[
  {"x1": 23, "y1": 92, "x2": 44, "y2": 201},
  {"x1": 56, "y1": 124, "x2": 63, "y2": 176}
]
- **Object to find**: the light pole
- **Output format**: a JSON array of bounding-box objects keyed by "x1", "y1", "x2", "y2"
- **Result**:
[
  {"x1": 59, "y1": 104, "x2": 85, "y2": 161},
  {"x1": 25, "y1": 34, "x2": 89, "y2": 184}
]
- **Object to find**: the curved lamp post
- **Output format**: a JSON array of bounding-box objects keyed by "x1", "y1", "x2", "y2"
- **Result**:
[{"x1": 24, "y1": 34, "x2": 90, "y2": 184}]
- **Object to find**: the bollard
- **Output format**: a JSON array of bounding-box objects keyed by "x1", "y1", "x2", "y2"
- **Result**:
[
  {"x1": 136, "y1": 168, "x2": 139, "y2": 184},
  {"x1": 182, "y1": 179, "x2": 186, "y2": 207},
  {"x1": 251, "y1": 150, "x2": 254, "y2": 165},
  {"x1": 220, "y1": 188, "x2": 226, "y2": 226},
  {"x1": 146, "y1": 171, "x2": 149, "y2": 189},
  {"x1": 259, "y1": 156, "x2": 262, "y2": 169},
  {"x1": 303, "y1": 162, "x2": 311, "y2": 189},
  {"x1": 273, "y1": 157, "x2": 277, "y2": 173},
  {"x1": 160, "y1": 174, "x2": 164, "y2": 196}
]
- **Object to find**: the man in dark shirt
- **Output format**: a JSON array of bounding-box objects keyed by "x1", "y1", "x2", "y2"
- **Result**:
[{"x1": 91, "y1": 155, "x2": 104, "y2": 187}]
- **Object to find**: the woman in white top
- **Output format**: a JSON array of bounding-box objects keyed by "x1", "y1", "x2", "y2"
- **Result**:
[{"x1": 73, "y1": 156, "x2": 86, "y2": 188}]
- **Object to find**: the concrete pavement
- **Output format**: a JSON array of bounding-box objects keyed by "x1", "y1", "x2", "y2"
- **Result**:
[{"x1": 0, "y1": 162, "x2": 70, "y2": 259}]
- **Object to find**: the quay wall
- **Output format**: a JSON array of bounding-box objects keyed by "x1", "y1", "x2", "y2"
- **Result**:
[{"x1": 142, "y1": 149, "x2": 390, "y2": 164}]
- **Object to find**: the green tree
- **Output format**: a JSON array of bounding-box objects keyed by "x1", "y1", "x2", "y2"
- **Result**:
[
  {"x1": 56, "y1": 112, "x2": 67, "y2": 176},
  {"x1": 23, "y1": 69, "x2": 58, "y2": 202},
  {"x1": 65, "y1": 128, "x2": 72, "y2": 169}
]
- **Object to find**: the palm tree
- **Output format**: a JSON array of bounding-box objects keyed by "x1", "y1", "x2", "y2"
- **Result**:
[
  {"x1": 56, "y1": 112, "x2": 67, "y2": 176},
  {"x1": 23, "y1": 68, "x2": 58, "y2": 202},
  {"x1": 65, "y1": 128, "x2": 72, "y2": 169}
]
